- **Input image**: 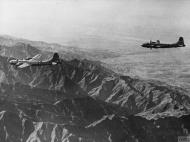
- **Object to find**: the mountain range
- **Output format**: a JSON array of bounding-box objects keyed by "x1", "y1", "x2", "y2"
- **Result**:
[{"x1": 0, "y1": 35, "x2": 189, "y2": 142}]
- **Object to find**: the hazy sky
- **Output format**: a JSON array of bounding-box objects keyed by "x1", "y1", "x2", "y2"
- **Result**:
[{"x1": 1, "y1": 0, "x2": 190, "y2": 48}]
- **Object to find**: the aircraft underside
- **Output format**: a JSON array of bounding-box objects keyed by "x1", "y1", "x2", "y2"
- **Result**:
[{"x1": 146, "y1": 44, "x2": 178, "y2": 49}]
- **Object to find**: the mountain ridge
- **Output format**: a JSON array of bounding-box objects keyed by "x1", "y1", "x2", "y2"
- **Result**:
[
  {"x1": 0, "y1": 53, "x2": 189, "y2": 119},
  {"x1": 0, "y1": 35, "x2": 119, "y2": 60}
]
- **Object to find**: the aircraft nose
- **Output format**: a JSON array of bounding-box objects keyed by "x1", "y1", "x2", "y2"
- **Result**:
[
  {"x1": 141, "y1": 44, "x2": 145, "y2": 47},
  {"x1": 9, "y1": 60, "x2": 17, "y2": 64}
]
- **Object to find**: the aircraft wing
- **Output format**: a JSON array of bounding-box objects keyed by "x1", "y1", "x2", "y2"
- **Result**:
[
  {"x1": 18, "y1": 63, "x2": 30, "y2": 68},
  {"x1": 29, "y1": 54, "x2": 41, "y2": 62}
]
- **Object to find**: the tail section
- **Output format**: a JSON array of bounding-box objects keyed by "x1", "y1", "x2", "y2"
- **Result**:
[
  {"x1": 177, "y1": 37, "x2": 185, "y2": 47},
  {"x1": 51, "y1": 53, "x2": 60, "y2": 63}
]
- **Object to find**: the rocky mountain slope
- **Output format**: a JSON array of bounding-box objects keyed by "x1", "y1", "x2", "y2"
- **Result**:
[
  {"x1": 2, "y1": 55, "x2": 189, "y2": 119},
  {"x1": 0, "y1": 85, "x2": 189, "y2": 142},
  {"x1": 0, "y1": 37, "x2": 189, "y2": 141}
]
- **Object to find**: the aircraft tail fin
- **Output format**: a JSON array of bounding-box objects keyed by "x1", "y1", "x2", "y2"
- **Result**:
[
  {"x1": 51, "y1": 53, "x2": 60, "y2": 63},
  {"x1": 177, "y1": 37, "x2": 185, "y2": 46}
]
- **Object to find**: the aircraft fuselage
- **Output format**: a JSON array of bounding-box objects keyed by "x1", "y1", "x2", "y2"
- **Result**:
[
  {"x1": 141, "y1": 43, "x2": 185, "y2": 49},
  {"x1": 9, "y1": 53, "x2": 60, "y2": 68},
  {"x1": 10, "y1": 59, "x2": 57, "y2": 66},
  {"x1": 141, "y1": 37, "x2": 185, "y2": 49}
]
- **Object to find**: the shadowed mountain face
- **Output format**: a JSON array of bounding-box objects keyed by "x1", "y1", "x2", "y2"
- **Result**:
[{"x1": 0, "y1": 39, "x2": 189, "y2": 141}]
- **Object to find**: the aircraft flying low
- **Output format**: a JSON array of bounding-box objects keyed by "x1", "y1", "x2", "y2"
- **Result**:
[
  {"x1": 9, "y1": 53, "x2": 60, "y2": 68},
  {"x1": 141, "y1": 37, "x2": 185, "y2": 49}
]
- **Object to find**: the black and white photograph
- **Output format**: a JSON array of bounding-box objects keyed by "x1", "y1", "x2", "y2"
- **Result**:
[{"x1": 0, "y1": 0, "x2": 190, "y2": 141}]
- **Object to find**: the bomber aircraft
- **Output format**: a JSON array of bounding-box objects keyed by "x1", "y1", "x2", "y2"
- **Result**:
[
  {"x1": 141, "y1": 37, "x2": 185, "y2": 49},
  {"x1": 9, "y1": 53, "x2": 60, "y2": 68}
]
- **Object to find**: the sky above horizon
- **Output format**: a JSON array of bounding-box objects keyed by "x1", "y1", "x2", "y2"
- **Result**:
[{"x1": 1, "y1": 0, "x2": 190, "y2": 48}]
